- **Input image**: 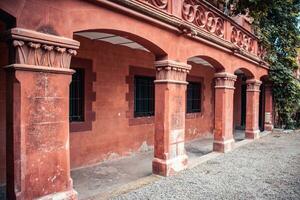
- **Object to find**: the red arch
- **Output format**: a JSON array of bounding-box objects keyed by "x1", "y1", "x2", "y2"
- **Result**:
[
  {"x1": 188, "y1": 55, "x2": 225, "y2": 72},
  {"x1": 234, "y1": 67, "x2": 255, "y2": 79}
]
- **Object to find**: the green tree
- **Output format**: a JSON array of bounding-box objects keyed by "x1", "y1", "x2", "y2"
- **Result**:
[{"x1": 237, "y1": 0, "x2": 300, "y2": 128}]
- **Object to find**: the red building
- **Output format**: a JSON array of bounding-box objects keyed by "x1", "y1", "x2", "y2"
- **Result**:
[{"x1": 0, "y1": 0, "x2": 274, "y2": 199}]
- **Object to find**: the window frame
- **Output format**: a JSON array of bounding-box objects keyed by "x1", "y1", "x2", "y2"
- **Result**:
[
  {"x1": 134, "y1": 75, "x2": 155, "y2": 118},
  {"x1": 69, "y1": 57, "x2": 95, "y2": 133},
  {"x1": 186, "y1": 81, "x2": 202, "y2": 114},
  {"x1": 69, "y1": 68, "x2": 85, "y2": 122}
]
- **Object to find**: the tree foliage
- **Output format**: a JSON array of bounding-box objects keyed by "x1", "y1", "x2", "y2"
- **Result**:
[{"x1": 236, "y1": 0, "x2": 300, "y2": 128}]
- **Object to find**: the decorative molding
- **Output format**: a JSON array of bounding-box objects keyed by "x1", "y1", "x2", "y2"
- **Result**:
[
  {"x1": 7, "y1": 28, "x2": 80, "y2": 69},
  {"x1": 182, "y1": 0, "x2": 225, "y2": 39},
  {"x1": 214, "y1": 72, "x2": 237, "y2": 89},
  {"x1": 141, "y1": 0, "x2": 168, "y2": 10},
  {"x1": 230, "y1": 25, "x2": 255, "y2": 53},
  {"x1": 246, "y1": 79, "x2": 262, "y2": 92},
  {"x1": 97, "y1": 0, "x2": 268, "y2": 68},
  {"x1": 257, "y1": 44, "x2": 267, "y2": 60},
  {"x1": 4, "y1": 64, "x2": 75, "y2": 75},
  {"x1": 154, "y1": 60, "x2": 192, "y2": 84}
]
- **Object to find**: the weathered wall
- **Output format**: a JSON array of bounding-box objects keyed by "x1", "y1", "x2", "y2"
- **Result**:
[{"x1": 70, "y1": 36, "x2": 215, "y2": 169}]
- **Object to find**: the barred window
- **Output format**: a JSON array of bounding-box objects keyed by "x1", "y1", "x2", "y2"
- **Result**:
[
  {"x1": 134, "y1": 76, "x2": 155, "y2": 117},
  {"x1": 187, "y1": 82, "x2": 201, "y2": 113},
  {"x1": 70, "y1": 68, "x2": 85, "y2": 122}
]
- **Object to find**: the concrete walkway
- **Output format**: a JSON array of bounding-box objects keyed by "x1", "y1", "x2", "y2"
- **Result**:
[
  {"x1": 112, "y1": 131, "x2": 300, "y2": 200},
  {"x1": 72, "y1": 131, "x2": 246, "y2": 200},
  {"x1": 72, "y1": 135, "x2": 215, "y2": 200}
]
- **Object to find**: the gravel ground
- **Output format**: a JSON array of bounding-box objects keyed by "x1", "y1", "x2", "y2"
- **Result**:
[{"x1": 112, "y1": 131, "x2": 300, "y2": 200}]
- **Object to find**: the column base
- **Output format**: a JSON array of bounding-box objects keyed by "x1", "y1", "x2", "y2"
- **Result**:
[
  {"x1": 152, "y1": 155, "x2": 188, "y2": 176},
  {"x1": 245, "y1": 130, "x2": 260, "y2": 139},
  {"x1": 35, "y1": 189, "x2": 78, "y2": 200},
  {"x1": 213, "y1": 139, "x2": 234, "y2": 153},
  {"x1": 264, "y1": 124, "x2": 274, "y2": 131}
]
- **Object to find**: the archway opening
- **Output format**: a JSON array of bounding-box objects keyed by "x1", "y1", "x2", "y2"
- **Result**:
[
  {"x1": 69, "y1": 29, "x2": 167, "y2": 199},
  {"x1": 233, "y1": 68, "x2": 255, "y2": 141},
  {"x1": 184, "y1": 56, "x2": 224, "y2": 161}
]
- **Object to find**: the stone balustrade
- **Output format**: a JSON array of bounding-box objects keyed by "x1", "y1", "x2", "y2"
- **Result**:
[{"x1": 135, "y1": 0, "x2": 264, "y2": 59}]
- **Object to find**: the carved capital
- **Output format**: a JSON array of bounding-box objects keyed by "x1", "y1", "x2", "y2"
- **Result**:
[
  {"x1": 7, "y1": 28, "x2": 79, "y2": 69},
  {"x1": 214, "y1": 72, "x2": 237, "y2": 89},
  {"x1": 154, "y1": 60, "x2": 192, "y2": 84},
  {"x1": 246, "y1": 79, "x2": 262, "y2": 92}
]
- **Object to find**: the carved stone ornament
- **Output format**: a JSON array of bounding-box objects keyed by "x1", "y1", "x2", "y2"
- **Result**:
[
  {"x1": 142, "y1": 0, "x2": 168, "y2": 10},
  {"x1": 154, "y1": 60, "x2": 192, "y2": 84},
  {"x1": 246, "y1": 79, "x2": 262, "y2": 92},
  {"x1": 257, "y1": 44, "x2": 267, "y2": 60},
  {"x1": 9, "y1": 28, "x2": 79, "y2": 69},
  {"x1": 214, "y1": 72, "x2": 237, "y2": 89},
  {"x1": 231, "y1": 26, "x2": 255, "y2": 53},
  {"x1": 182, "y1": 0, "x2": 225, "y2": 38}
]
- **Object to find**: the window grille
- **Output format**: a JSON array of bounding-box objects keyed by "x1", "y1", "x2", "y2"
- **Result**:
[
  {"x1": 70, "y1": 68, "x2": 85, "y2": 122},
  {"x1": 187, "y1": 82, "x2": 201, "y2": 113},
  {"x1": 134, "y1": 76, "x2": 155, "y2": 117}
]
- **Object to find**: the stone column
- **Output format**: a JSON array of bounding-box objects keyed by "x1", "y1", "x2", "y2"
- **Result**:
[
  {"x1": 213, "y1": 72, "x2": 237, "y2": 153},
  {"x1": 5, "y1": 28, "x2": 79, "y2": 200},
  {"x1": 264, "y1": 83, "x2": 274, "y2": 131},
  {"x1": 245, "y1": 79, "x2": 262, "y2": 139},
  {"x1": 152, "y1": 60, "x2": 191, "y2": 176}
]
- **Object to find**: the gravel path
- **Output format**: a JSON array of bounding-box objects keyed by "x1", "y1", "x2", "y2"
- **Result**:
[{"x1": 112, "y1": 131, "x2": 300, "y2": 200}]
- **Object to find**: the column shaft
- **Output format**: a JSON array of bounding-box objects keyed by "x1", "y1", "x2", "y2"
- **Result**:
[
  {"x1": 245, "y1": 79, "x2": 262, "y2": 139},
  {"x1": 5, "y1": 28, "x2": 79, "y2": 200},
  {"x1": 264, "y1": 84, "x2": 274, "y2": 131},
  {"x1": 153, "y1": 60, "x2": 191, "y2": 176},
  {"x1": 213, "y1": 72, "x2": 237, "y2": 153}
]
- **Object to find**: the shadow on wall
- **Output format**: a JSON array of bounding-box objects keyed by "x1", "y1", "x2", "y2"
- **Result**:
[{"x1": 0, "y1": 8, "x2": 16, "y2": 198}]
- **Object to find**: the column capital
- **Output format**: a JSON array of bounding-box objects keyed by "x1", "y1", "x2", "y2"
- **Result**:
[
  {"x1": 154, "y1": 60, "x2": 191, "y2": 84},
  {"x1": 5, "y1": 28, "x2": 80, "y2": 69},
  {"x1": 214, "y1": 72, "x2": 237, "y2": 89},
  {"x1": 246, "y1": 79, "x2": 262, "y2": 92}
]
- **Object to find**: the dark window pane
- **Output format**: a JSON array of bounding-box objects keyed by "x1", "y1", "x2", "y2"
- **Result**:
[
  {"x1": 69, "y1": 68, "x2": 85, "y2": 122},
  {"x1": 187, "y1": 82, "x2": 201, "y2": 113},
  {"x1": 134, "y1": 76, "x2": 155, "y2": 117}
]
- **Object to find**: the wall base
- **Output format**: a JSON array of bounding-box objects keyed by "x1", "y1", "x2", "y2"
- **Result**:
[
  {"x1": 264, "y1": 124, "x2": 274, "y2": 132},
  {"x1": 35, "y1": 189, "x2": 78, "y2": 200},
  {"x1": 213, "y1": 139, "x2": 235, "y2": 153},
  {"x1": 246, "y1": 130, "x2": 260, "y2": 139},
  {"x1": 152, "y1": 155, "x2": 188, "y2": 177}
]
